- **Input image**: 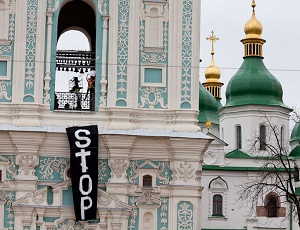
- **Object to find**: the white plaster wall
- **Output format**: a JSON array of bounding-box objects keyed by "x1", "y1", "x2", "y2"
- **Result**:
[
  {"x1": 201, "y1": 170, "x2": 291, "y2": 230},
  {"x1": 219, "y1": 105, "x2": 291, "y2": 154}
]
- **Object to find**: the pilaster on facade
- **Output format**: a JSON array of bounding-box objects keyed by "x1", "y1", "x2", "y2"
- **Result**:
[{"x1": 12, "y1": 0, "x2": 27, "y2": 103}]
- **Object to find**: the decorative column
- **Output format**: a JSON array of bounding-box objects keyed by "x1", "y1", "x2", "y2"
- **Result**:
[
  {"x1": 99, "y1": 16, "x2": 109, "y2": 107},
  {"x1": 43, "y1": 11, "x2": 53, "y2": 104}
]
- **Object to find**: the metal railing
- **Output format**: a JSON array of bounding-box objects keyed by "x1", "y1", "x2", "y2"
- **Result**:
[{"x1": 54, "y1": 92, "x2": 95, "y2": 111}]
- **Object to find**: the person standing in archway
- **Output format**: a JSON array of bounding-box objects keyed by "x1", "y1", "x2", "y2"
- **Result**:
[{"x1": 86, "y1": 70, "x2": 95, "y2": 110}]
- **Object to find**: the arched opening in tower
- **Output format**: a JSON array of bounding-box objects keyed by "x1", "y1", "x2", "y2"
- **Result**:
[{"x1": 54, "y1": 0, "x2": 96, "y2": 111}]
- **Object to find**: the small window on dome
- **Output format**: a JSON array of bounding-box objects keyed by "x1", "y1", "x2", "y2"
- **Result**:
[
  {"x1": 236, "y1": 125, "x2": 242, "y2": 149},
  {"x1": 280, "y1": 126, "x2": 284, "y2": 148},
  {"x1": 260, "y1": 124, "x2": 266, "y2": 150}
]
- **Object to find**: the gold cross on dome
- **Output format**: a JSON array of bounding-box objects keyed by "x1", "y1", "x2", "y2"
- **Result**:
[{"x1": 206, "y1": 31, "x2": 219, "y2": 57}]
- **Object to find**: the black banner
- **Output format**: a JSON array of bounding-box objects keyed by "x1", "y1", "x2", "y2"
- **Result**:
[{"x1": 66, "y1": 125, "x2": 98, "y2": 221}]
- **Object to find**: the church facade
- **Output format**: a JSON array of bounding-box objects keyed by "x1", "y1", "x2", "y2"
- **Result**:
[{"x1": 0, "y1": 0, "x2": 300, "y2": 229}]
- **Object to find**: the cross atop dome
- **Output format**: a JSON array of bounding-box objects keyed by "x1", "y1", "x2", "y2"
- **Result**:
[{"x1": 206, "y1": 31, "x2": 219, "y2": 58}]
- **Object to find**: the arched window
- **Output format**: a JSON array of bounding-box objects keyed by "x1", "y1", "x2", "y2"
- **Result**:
[
  {"x1": 265, "y1": 194, "x2": 279, "y2": 217},
  {"x1": 143, "y1": 175, "x2": 153, "y2": 187},
  {"x1": 236, "y1": 125, "x2": 242, "y2": 149},
  {"x1": 209, "y1": 176, "x2": 228, "y2": 218},
  {"x1": 257, "y1": 192, "x2": 286, "y2": 218},
  {"x1": 260, "y1": 124, "x2": 266, "y2": 150},
  {"x1": 212, "y1": 194, "x2": 223, "y2": 216}
]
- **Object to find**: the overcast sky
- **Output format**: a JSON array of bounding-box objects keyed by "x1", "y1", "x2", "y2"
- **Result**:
[{"x1": 200, "y1": 0, "x2": 300, "y2": 110}]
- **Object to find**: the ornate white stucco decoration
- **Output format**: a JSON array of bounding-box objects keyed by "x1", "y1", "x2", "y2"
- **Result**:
[
  {"x1": 13, "y1": 187, "x2": 48, "y2": 206},
  {"x1": 5, "y1": 192, "x2": 14, "y2": 230},
  {"x1": 98, "y1": 0, "x2": 108, "y2": 15},
  {"x1": 39, "y1": 157, "x2": 69, "y2": 180},
  {"x1": 47, "y1": 0, "x2": 59, "y2": 12},
  {"x1": 127, "y1": 161, "x2": 139, "y2": 184},
  {"x1": 157, "y1": 161, "x2": 170, "y2": 185},
  {"x1": 175, "y1": 162, "x2": 195, "y2": 182},
  {"x1": 177, "y1": 202, "x2": 193, "y2": 229},
  {"x1": 136, "y1": 191, "x2": 161, "y2": 207},
  {"x1": 0, "y1": 81, "x2": 12, "y2": 100},
  {"x1": 16, "y1": 155, "x2": 38, "y2": 178},
  {"x1": 98, "y1": 189, "x2": 132, "y2": 210},
  {"x1": 109, "y1": 159, "x2": 128, "y2": 178},
  {"x1": 139, "y1": 87, "x2": 168, "y2": 109},
  {"x1": 203, "y1": 151, "x2": 217, "y2": 165}
]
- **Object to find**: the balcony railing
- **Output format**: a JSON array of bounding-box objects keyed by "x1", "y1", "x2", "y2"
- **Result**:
[{"x1": 54, "y1": 92, "x2": 95, "y2": 111}]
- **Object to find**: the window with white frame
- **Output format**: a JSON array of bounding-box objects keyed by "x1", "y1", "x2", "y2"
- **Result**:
[
  {"x1": 0, "y1": 56, "x2": 12, "y2": 80},
  {"x1": 208, "y1": 176, "x2": 228, "y2": 218}
]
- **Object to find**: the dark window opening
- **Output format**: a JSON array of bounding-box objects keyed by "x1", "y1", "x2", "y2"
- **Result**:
[
  {"x1": 260, "y1": 125, "x2": 266, "y2": 150},
  {"x1": 266, "y1": 195, "x2": 278, "y2": 217},
  {"x1": 236, "y1": 125, "x2": 242, "y2": 149},
  {"x1": 66, "y1": 168, "x2": 71, "y2": 179},
  {"x1": 213, "y1": 194, "x2": 223, "y2": 216},
  {"x1": 280, "y1": 126, "x2": 284, "y2": 148},
  {"x1": 143, "y1": 175, "x2": 153, "y2": 188}
]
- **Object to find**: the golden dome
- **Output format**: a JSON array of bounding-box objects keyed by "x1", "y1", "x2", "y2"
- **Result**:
[
  {"x1": 205, "y1": 58, "x2": 221, "y2": 82},
  {"x1": 244, "y1": 0, "x2": 263, "y2": 39}
]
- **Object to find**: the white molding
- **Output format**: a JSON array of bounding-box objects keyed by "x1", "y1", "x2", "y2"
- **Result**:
[
  {"x1": 0, "y1": 0, "x2": 9, "y2": 40},
  {"x1": 140, "y1": 63, "x2": 166, "y2": 87},
  {"x1": 143, "y1": 3, "x2": 165, "y2": 48},
  {"x1": 0, "y1": 55, "x2": 11, "y2": 80}
]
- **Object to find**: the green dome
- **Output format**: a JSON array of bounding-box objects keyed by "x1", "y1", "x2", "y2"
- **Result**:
[
  {"x1": 225, "y1": 57, "x2": 287, "y2": 108},
  {"x1": 198, "y1": 83, "x2": 219, "y2": 125},
  {"x1": 291, "y1": 122, "x2": 300, "y2": 143}
]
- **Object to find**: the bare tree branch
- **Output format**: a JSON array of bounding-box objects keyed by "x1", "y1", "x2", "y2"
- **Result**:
[{"x1": 236, "y1": 114, "x2": 300, "y2": 226}]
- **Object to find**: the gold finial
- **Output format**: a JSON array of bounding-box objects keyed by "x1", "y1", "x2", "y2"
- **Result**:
[
  {"x1": 205, "y1": 120, "x2": 212, "y2": 132},
  {"x1": 241, "y1": 0, "x2": 266, "y2": 57},
  {"x1": 252, "y1": 0, "x2": 256, "y2": 12},
  {"x1": 206, "y1": 31, "x2": 219, "y2": 58}
]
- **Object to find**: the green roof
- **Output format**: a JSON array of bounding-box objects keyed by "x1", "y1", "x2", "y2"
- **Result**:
[
  {"x1": 225, "y1": 149, "x2": 291, "y2": 160},
  {"x1": 225, "y1": 57, "x2": 288, "y2": 108},
  {"x1": 225, "y1": 149, "x2": 251, "y2": 159},
  {"x1": 290, "y1": 145, "x2": 300, "y2": 158},
  {"x1": 291, "y1": 122, "x2": 300, "y2": 143},
  {"x1": 198, "y1": 83, "x2": 219, "y2": 125}
]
